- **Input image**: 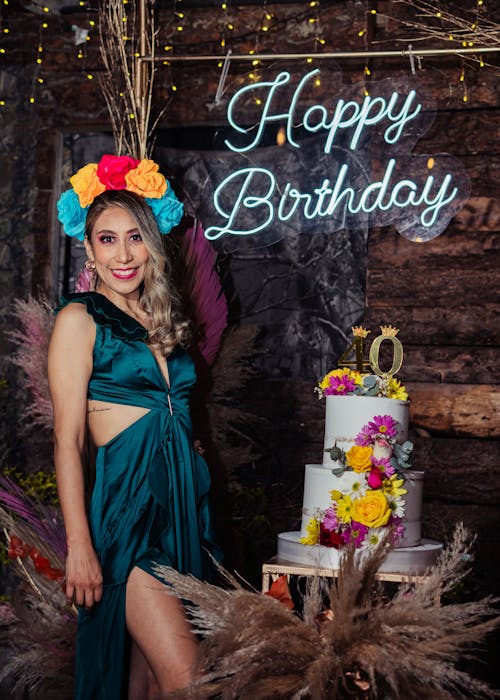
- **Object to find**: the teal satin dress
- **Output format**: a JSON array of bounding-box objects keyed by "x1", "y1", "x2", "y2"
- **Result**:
[{"x1": 56, "y1": 292, "x2": 220, "y2": 700}]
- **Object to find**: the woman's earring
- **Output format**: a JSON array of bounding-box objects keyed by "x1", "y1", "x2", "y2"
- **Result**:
[{"x1": 85, "y1": 258, "x2": 96, "y2": 271}]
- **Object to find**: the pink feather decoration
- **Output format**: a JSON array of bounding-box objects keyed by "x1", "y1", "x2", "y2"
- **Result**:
[
  {"x1": 178, "y1": 218, "x2": 228, "y2": 366},
  {"x1": 9, "y1": 297, "x2": 54, "y2": 432}
]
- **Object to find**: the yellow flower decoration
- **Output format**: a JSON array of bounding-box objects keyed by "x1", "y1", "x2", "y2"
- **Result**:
[
  {"x1": 125, "y1": 159, "x2": 168, "y2": 199},
  {"x1": 383, "y1": 475, "x2": 407, "y2": 499},
  {"x1": 345, "y1": 445, "x2": 373, "y2": 473},
  {"x1": 300, "y1": 517, "x2": 320, "y2": 545},
  {"x1": 70, "y1": 163, "x2": 106, "y2": 208},
  {"x1": 351, "y1": 490, "x2": 391, "y2": 528},
  {"x1": 335, "y1": 494, "x2": 354, "y2": 523},
  {"x1": 387, "y1": 377, "x2": 409, "y2": 401},
  {"x1": 319, "y1": 368, "x2": 363, "y2": 391}
]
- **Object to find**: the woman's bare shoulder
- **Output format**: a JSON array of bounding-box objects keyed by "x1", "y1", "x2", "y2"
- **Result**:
[{"x1": 51, "y1": 302, "x2": 96, "y2": 348}]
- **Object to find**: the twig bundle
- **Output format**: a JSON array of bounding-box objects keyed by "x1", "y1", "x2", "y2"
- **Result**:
[{"x1": 98, "y1": 0, "x2": 164, "y2": 158}]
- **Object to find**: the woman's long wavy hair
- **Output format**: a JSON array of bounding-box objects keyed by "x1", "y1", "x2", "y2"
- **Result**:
[{"x1": 85, "y1": 190, "x2": 191, "y2": 356}]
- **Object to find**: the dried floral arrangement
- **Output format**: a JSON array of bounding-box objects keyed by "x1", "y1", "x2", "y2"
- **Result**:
[
  {"x1": 0, "y1": 473, "x2": 75, "y2": 699},
  {"x1": 157, "y1": 524, "x2": 500, "y2": 700}
]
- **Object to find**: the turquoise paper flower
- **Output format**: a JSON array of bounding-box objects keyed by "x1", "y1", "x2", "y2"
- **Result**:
[
  {"x1": 57, "y1": 189, "x2": 88, "y2": 241},
  {"x1": 146, "y1": 183, "x2": 184, "y2": 234}
]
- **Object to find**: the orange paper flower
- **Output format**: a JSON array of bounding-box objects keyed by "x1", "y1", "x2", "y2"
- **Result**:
[
  {"x1": 70, "y1": 163, "x2": 106, "y2": 208},
  {"x1": 125, "y1": 159, "x2": 168, "y2": 199}
]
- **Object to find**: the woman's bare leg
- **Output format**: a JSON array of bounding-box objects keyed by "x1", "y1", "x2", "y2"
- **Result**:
[
  {"x1": 126, "y1": 567, "x2": 197, "y2": 698},
  {"x1": 129, "y1": 640, "x2": 160, "y2": 700}
]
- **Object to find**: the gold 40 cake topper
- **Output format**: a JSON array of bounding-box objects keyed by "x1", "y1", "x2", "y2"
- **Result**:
[{"x1": 338, "y1": 325, "x2": 404, "y2": 378}]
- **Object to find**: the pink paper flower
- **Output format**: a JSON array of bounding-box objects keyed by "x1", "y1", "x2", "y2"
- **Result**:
[{"x1": 96, "y1": 154, "x2": 139, "y2": 190}]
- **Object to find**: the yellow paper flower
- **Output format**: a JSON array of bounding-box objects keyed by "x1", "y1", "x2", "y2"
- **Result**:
[
  {"x1": 387, "y1": 377, "x2": 408, "y2": 401},
  {"x1": 335, "y1": 494, "x2": 353, "y2": 523},
  {"x1": 125, "y1": 159, "x2": 168, "y2": 199},
  {"x1": 299, "y1": 517, "x2": 320, "y2": 545},
  {"x1": 345, "y1": 445, "x2": 373, "y2": 473},
  {"x1": 70, "y1": 163, "x2": 106, "y2": 208},
  {"x1": 351, "y1": 490, "x2": 391, "y2": 528},
  {"x1": 383, "y1": 474, "x2": 407, "y2": 499}
]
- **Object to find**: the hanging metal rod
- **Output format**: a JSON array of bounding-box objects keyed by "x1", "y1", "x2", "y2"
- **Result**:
[{"x1": 140, "y1": 46, "x2": 499, "y2": 63}]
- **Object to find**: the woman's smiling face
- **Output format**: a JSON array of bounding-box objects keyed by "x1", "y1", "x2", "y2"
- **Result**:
[{"x1": 84, "y1": 205, "x2": 150, "y2": 301}]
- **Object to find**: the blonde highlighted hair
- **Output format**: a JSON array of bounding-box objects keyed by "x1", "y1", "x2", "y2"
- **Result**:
[{"x1": 85, "y1": 190, "x2": 191, "y2": 356}]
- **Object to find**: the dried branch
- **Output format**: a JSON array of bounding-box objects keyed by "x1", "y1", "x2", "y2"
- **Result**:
[
  {"x1": 387, "y1": 1, "x2": 500, "y2": 70},
  {"x1": 98, "y1": 0, "x2": 162, "y2": 158}
]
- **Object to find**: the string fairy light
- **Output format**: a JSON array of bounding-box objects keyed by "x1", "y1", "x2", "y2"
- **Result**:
[
  {"x1": 219, "y1": 0, "x2": 228, "y2": 50},
  {"x1": 247, "y1": 0, "x2": 275, "y2": 94},
  {"x1": 28, "y1": 5, "x2": 53, "y2": 106},
  {"x1": 165, "y1": 0, "x2": 184, "y2": 94},
  {"x1": 307, "y1": 0, "x2": 324, "y2": 83}
]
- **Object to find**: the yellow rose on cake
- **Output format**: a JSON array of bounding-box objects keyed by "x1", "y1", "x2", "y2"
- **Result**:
[
  {"x1": 351, "y1": 490, "x2": 391, "y2": 528},
  {"x1": 345, "y1": 445, "x2": 373, "y2": 472}
]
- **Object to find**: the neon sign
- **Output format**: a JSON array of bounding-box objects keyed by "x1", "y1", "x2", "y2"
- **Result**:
[{"x1": 205, "y1": 69, "x2": 470, "y2": 243}]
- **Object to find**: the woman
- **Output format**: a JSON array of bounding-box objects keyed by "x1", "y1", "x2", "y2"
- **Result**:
[{"x1": 48, "y1": 155, "x2": 220, "y2": 699}]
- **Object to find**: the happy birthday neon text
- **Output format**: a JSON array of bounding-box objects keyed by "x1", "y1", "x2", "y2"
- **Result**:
[{"x1": 206, "y1": 69, "x2": 467, "y2": 242}]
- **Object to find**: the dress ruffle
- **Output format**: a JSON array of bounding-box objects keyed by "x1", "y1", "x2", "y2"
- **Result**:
[{"x1": 55, "y1": 292, "x2": 148, "y2": 342}]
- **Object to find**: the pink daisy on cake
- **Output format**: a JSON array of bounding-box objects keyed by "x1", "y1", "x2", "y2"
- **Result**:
[
  {"x1": 357, "y1": 414, "x2": 398, "y2": 443},
  {"x1": 343, "y1": 521, "x2": 369, "y2": 547},
  {"x1": 317, "y1": 368, "x2": 363, "y2": 398},
  {"x1": 324, "y1": 372, "x2": 357, "y2": 396}
]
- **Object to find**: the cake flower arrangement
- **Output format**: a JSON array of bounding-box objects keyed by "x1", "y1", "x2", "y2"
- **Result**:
[{"x1": 303, "y1": 325, "x2": 414, "y2": 551}]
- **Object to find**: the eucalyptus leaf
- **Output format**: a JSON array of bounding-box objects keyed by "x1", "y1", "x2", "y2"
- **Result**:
[{"x1": 327, "y1": 446, "x2": 346, "y2": 462}]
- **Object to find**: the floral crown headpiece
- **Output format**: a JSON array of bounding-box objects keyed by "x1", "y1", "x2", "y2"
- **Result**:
[{"x1": 57, "y1": 154, "x2": 184, "y2": 241}]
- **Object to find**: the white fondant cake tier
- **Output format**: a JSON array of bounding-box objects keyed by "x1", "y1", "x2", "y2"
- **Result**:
[
  {"x1": 276, "y1": 390, "x2": 435, "y2": 574},
  {"x1": 301, "y1": 466, "x2": 424, "y2": 548},
  {"x1": 323, "y1": 394, "x2": 409, "y2": 467},
  {"x1": 278, "y1": 531, "x2": 443, "y2": 575}
]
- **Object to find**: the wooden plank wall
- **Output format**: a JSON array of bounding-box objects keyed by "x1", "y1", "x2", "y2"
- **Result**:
[{"x1": 364, "y1": 211, "x2": 500, "y2": 592}]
